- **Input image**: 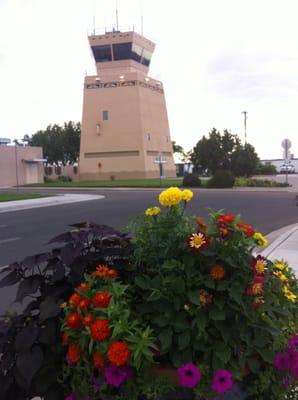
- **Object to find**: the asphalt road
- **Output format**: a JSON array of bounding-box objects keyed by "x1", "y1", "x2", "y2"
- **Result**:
[{"x1": 1, "y1": 188, "x2": 298, "y2": 267}]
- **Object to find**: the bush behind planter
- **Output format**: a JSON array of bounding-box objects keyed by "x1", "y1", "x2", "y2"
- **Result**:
[
  {"x1": 182, "y1": 173, "x2": 202, "y2": 188},
  {"x1": 207, "y1": 170, "x2": 235, "y2": 188}
]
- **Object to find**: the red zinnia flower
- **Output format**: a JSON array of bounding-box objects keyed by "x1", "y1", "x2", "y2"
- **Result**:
[
  {"x1": 62, "y1": 332, "x2": 69, "y2": 345},
  {"x1": 91, "y1": 265, "x2": 118, "y2": 279},
  {"x1": 69, "y1": 293, "x2": 82, "y2": 307},
  {"x1": 90, "y1": 319, "x2": 111, "y2": 341},
  {"x1": 237, "y1": 222, "x2": 254, "y2": 237},
  {"x1": 93, "y1": 291, "x2": 111, "y2": 308},
  {"x1": 67, "y1": 312, "x2": 82, "y2": 330},
  {"x1": 210, "y1": 264, "x2": 225, "y2": 280},
  {"x1": 82, "y1": 314, "x2": 95, "y2": 327},
  {"x1": 187, "y1": 232, "x2": 210, "y2": 253},
  {"x1": 67, "y1": 343, "x2": 81, "y2": 364},
  {"x1": 78, "y1": 282, "x2": 90, "y2": 293},
  {"x1": 78, "y1": 298, "x2": 91, "y2": 310},
  {"x1": 107, "y1": 341, "x2": 130, "y2": 366},
  {"x1": 251, "y1": 255, "x2": 267, "y2": 275},
  {"x1": 217, "y1": 214, "x2": 235, "y2": 224},
  {"x1": 93, "y1": 351, "x2": 105, "y2": 369}
]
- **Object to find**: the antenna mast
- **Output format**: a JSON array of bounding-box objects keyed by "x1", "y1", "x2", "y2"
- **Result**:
[
  {"x1": 140, "y1": 0, "x2": 144, "y2": 35},
  {"x1": 116, "y1": 0, "x2": 119, "y2": 30},
  {"x1": 92, "y1": 0, "x2": 96, "y2": 34},
  {"x1": 242, "y1": 111, "x2": 247, "y2": 145}
]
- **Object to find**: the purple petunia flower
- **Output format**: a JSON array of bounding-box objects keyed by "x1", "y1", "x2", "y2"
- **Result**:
[
  {"x1": 177, "y1": 363, "x2": 202, "y2": 388},
  {"x1": 104, "y1": 365, "x2": 133, "y2": 387},
  {"x1": 211, "y1": 369, "x2": 233, "y2": 394},
  {"x1": 65, "y1": 394, "x2": 77, "y2": 400},
  {"x1": 288, "y1": 335, "x2": 298, "y2": 351},
  {"x1": 274, "y1": 352, "x2": 290, "y2": 371}
]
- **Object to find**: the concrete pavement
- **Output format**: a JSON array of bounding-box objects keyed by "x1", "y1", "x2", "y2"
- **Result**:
[{"x1": 0, "y1": 193, "x2": 104, "y2": 213}]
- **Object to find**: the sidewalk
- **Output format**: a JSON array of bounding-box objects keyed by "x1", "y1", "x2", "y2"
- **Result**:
[
  {"x1": 261, "y1": 224, "x2": 298, "y2": 275},
  {"x1": 0, "y1": 193, "x2": 104, "y2": 213}
]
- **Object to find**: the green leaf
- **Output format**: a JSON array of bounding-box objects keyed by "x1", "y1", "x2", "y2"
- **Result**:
[
  {"x1": 214, "y1": 342, "x2": 231, "y2": 363},
  {"x1": 209, "y1": 307, "x2": 226, "y2": 321},
  {"x1": 178, "y1": 331, "x2": 190, "y2": 350},
  {"x1": 257, "y1": 348, "x2": 274, "y2": 363},
  {"x1": 134, "y1": 276, "x2": 149, "y2": 290},
  {"x1": 158, "y1": 328, "x2": 173, "y2": 351},
  {"x1": 173, "y1": 315, "x2": 189, "y2": 332},
  {"x1": 247, "y1": 358, "x2": 260, "y2": 373},
  {"x1": 188, "y1": 290, "x2": 200, "y2": 305}
]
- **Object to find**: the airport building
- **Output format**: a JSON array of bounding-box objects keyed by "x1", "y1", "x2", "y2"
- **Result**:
[{"x1": 79, "y1": 29, "x2": 176, "y2": 180}]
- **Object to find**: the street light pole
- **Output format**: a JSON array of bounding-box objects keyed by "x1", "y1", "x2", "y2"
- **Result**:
[
  {"x1": 242, "y1": 111, "x2": 247, "y2": 145},
  {"x1": 14, "y1": 143, "x2": 19, "y2": 192}
]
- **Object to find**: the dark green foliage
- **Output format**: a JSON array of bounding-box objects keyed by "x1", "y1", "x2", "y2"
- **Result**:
[
  {"x1": 24, "y1": 121, "x2": 81, "y2": 166},
  {"x1": 0, "y1": 223, "x2": 131, "y2": 400},
  {"x1": 255, "y1": 163, "x2": 277, "y2": 175},
  {"x1": 172, "y1": 141, "x2": 184, "y2": 154},
  {"x1": 207, "y1": 169, "x2": 235, "y2": 188},
  {"x1": 230, "y1": 144, "x2": 259, "y2": 177},
  {"x1": 182, "y1": 173, "x2": 201, "y2": 187},
  {"x1": 191, "y1": 129, "x2": 241, "y2": 174}
]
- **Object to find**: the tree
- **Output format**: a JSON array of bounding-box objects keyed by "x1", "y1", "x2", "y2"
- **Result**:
[
  {"x1": 191, "y1": 128, "x2": 240, "y2": 174},
  {"x1": 172, "y1": 141, "x2": 184, "y2": 153},
  {"x1": 24, "y1": 121, "x2": 81, "y2": 165},
  {"x1": 231, "y1": 143, "x2": 259, "y2": 177}
]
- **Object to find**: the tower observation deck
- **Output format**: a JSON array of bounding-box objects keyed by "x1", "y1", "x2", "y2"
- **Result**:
[{"x1": 79, "y1": 28, "x2": 176, "y2": 180}]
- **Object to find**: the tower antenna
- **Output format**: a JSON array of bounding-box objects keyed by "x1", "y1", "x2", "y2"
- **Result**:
[
  {"x1": 140, "y1": 0, "x2": 144, "y2": 35},
  {"x1": 242, "y1": 111, "x2": 247, "y2": 145},
  {"x1": 92, "y1": 0, "x2": 96, "y2": 34},
  {"x1": 116, "y1": 0, "x2": 119, "y2": 30}
]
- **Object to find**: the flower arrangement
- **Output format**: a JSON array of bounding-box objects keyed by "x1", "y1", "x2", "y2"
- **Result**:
[{"x1": 59, "y1": 187, "x2": 297, "y2": 399}]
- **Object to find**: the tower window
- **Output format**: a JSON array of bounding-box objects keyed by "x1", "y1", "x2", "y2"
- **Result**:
[
  {"x1": 113, "y1": 42, "x2": 132, "y2": 60},
  {"x1": 131, "y1": 43, "x2": 142, "y2": 62},
  {"x1": 91, "y1": 45, "x2": 112, "y2": 62},
  {"x1": 141, "y1": 49, "x2": 152, "y2": 66},
  {"x1": 102, "y1": 110, "x2": 109, "y2": 120}
]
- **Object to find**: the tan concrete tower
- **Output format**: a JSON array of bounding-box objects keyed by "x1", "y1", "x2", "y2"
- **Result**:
[{"x1": 79, "y1": 29, "x2": 176, "y2": 180}]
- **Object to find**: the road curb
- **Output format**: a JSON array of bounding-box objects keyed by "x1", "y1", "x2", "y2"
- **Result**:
[{"x1": 261, "y1": 224, "x2": 298, "y2": 259}]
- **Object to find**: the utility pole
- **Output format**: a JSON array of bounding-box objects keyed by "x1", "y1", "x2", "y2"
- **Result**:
[{"x1": 242, "y1": 111, "x2": 247, "y2": 145}]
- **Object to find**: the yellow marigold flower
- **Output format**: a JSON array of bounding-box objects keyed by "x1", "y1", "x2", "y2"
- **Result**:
[
  {"x1": 145, "y1": 206, "x2": 161, "y2": 216},
  {"x1": 273, "y1": 271, "x2": 288, "y2": 284},
  {"x1": 274, "y1": 260, "x2": 287, "y2": 271},
  {"x1": 283, "y1": 287, "x2": 297, "y2": 303},
  {"x1": 210, "y1": 264, "x2": 225, "y2": 281},
  {"x1": 181, "y1": 189, "x2": 193, "y2": 202},
  {"x1": 158, "y1": 187, "x2": 182, "y2": 207},
  {"x1": 253, "y1": 232, "x2": 268, "y2": 247}
]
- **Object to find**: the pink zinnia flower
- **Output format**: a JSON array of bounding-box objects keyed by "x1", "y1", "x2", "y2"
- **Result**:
[
  {"x1": 211, "y1": 369, "x2": 233, "y2": 394},
  {"x1": 177, "y1": 363, "x2": 202, "y2": 388},
  {"x1": 274, "y1": 352, "x2": 290, "y2": 371},
  {"x1": 288, "y1": 335, "x2": 298, "y2": 351},
  {"x1": 104, "y1": 365, "x2": 133, "y2": 387}
]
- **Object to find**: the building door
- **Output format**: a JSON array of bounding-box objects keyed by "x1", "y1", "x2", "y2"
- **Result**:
[{"x1": 25, "y1": 163, "x2": 39, "y2": 184}]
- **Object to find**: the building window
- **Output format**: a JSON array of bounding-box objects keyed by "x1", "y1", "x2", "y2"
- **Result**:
[
  {"x1": 102, "y1": 110, "x2": 109, "y2": 120},
  {"x1": 112, "y1": 42, "x2": 132, "y2": 60},
  {"x1": 91, "y1": 45, "x2": 112, "y2": 62},
  {"x1": 73, "y1": 166, "x2": 78, "y2": 174},
  {"x1": 147, "y1": 133, "x2": 151, "y2": 141},
  {"x1": 55, "y1": 166, "x2": 62, "y2": 175}
]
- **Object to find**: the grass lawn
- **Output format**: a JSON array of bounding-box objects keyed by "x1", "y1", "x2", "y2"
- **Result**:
[
  {"x1": 24, "y1": 178, "x2": 184, "y2": 188},
  {"x1": 0, "y1": 192, "x2": 46, "y2": 202}
]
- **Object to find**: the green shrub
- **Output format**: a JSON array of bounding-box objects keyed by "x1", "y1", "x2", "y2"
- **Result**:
[
  {"x1": 58, "y1": 175, "x2": 72, "y2": 182},
  {"x1": 182, "y1": 173, "x2": 201, "y2": 187},
  {"x1": 235, "y1": 177, "x2": 289, "y2": 187},
  {"x1": 207, "y1": 169, "x2": 235, "y2": 188},
  {"x1": 255, "y1": 163, "x2": 277, "y2": 175}
]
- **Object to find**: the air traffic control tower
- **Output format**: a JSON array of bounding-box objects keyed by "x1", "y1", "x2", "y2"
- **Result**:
[{"x1": 79, "y1": 28, "x2": 176, "y2": 180}]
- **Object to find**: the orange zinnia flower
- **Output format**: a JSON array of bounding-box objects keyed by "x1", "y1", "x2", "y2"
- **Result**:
[
  {"x1": 67, "y1": 312, "x2": 82, "y2": 330},
  {"x1": 91, "y1": 265, "x2": 118, "y2": 279},
  {"x1": 93, "y1": 351, "x2": 105, "y2": 369},
  {"x1": 210, "y1": 264, "x2": 225, "y2": 280},
  {"x1": 107, "y1": 341, "x2": 130, "y2": 366},
  {"x1": 68, "y1": 343, "x2": 81, "y2": 364},
  {"x1": 69, "y1": 293, "x2": 82, "y2": 307},
  {"x1": 217, "y1": 214, "x2": 235, "y2": 224},
  {"x1": 237, "y1": 222, "x2": 254, "y2": 237},
  {"x1": 78, "y1": 282, "x2": 90, "y2": 293},
  {"x1": 93, "y1": 291, "x2": 111, "y2": 308},
  {"x1": 90, "y1": 319, "x2": 111, "y2": 342}
]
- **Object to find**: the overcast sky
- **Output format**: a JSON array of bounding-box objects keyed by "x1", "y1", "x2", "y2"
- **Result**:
[{"x1": 1, "y1": 0, "x2": 298, "y2": 159}]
